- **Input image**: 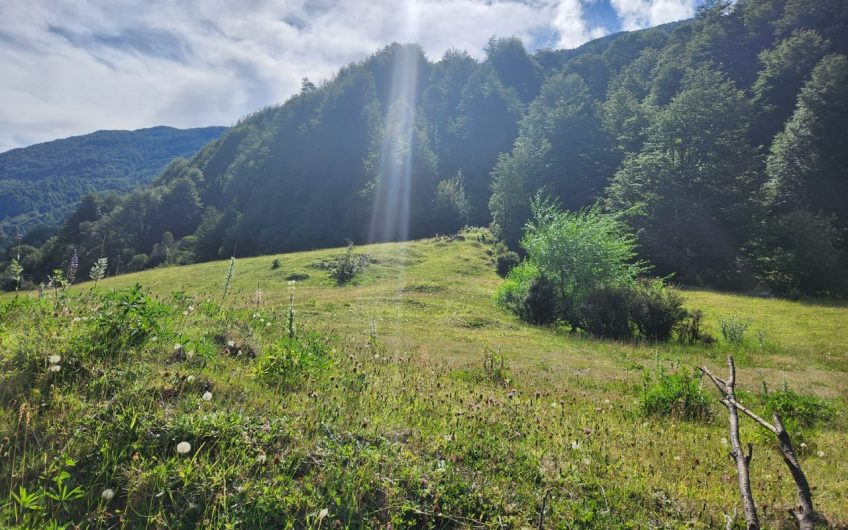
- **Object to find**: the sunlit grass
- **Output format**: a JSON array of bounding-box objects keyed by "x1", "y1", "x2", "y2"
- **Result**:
[{"x1": 1, "y1": 229, "x2": 846, "y2": 527}]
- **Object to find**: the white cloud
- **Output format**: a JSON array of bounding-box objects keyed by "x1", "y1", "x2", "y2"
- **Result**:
[
  {"x1": 551, "y1": 0, "x2": 609, "y2": 49},
  {"x1": 0, "y1": 0, "x2": 672, "y2": 153},
  {"x1": 610, "y1": 0, "x2": 696, "y2": 31}
]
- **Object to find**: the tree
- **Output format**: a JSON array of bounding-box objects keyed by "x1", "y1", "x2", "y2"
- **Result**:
[
  {"x1": 764, "y1": 54, "x2": 848, "y2": 229},
  {"x1": 520, "y1": 195, "x2": 646, "y2": 328},
  {"x1": 607, "y1": 66, "x2": 758, "y2": 286},
  {"x1": 488, "y1": 139, "x2": 549, "y2": 249},
  {"x1": 752, "y1": 29, "x2": 830, "y2": 147}
]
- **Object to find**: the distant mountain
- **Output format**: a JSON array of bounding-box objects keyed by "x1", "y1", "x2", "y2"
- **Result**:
[{"x1": 0, "y1": 125, "x2": 226, "y2": 235}]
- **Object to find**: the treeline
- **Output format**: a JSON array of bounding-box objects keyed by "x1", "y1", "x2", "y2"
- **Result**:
[
  {"x1": 0, "y1": 126, "x2": 226, "y2": 238},
  {"x1": 6, "y1": 0, "x2": 848, "y2": 296}
]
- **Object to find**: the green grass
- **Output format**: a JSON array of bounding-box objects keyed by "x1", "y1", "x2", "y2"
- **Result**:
[{"x1": 1, "y1": 229, "x2": 846, "y2": 528}]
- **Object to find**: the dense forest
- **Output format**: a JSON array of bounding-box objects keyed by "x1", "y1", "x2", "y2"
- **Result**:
[
  {"x1": 0, "y1": 126, "x2": 226, "y2": 238},
  {"x1": 6, "y1": 0, "x2": 848, "y2": 296}
]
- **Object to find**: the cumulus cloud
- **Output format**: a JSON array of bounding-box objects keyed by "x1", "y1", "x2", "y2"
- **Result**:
[
  {"x1": 552, "y1": 0, "x2": 610, "y2": 49},
  {"x1": 0, "y1": 0, "x2": 694, "y2": 152},
  {"x1": 610, "y1": 0, "x2": 697, "y2": 31}
]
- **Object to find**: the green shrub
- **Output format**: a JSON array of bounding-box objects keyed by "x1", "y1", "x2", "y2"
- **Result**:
[
  {"x1": 495, "y1": 251, "x2": 520, "y2": 277},
  {"x1": 312, "y1": 242, "x2": 369, "y2": 285},
  {"x1": 254, "y1": 335, "x2": 329, "y2": 391},
  {"x1": 676, "y1": 309, "x2": 713, "y2": 344},
  {"x1": 87, "y1": 284, "x2": 169, "y2": 357},
  {"x1": 762, "y1": 384, "x2": 836, "y2": 428},
  {"x1": 640, "y1": 367, "x2": 712, "y2": 421},
  {"x1": 630, "y1": 280, "x2": 687, "y2": 341},
  {"x1": 581, "y1": 286, "x2": 634, "y2": 339},
  {"x1": 719, "y1": 315, "x2": 750, "y2": 344}
]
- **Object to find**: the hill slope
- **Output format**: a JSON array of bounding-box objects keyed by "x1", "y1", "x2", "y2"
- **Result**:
[
  {"x1": 0, "y1": 125, "x2": 226, "y2": 235},
  {"x1": 1, "y1": 232, "x2": 845, "y2": 527},
  {"x1": 23, "y1": 0, "x2": 848, "y2": 297}
]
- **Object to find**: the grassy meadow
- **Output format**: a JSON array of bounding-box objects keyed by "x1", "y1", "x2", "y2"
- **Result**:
[{"x1": 1, "y1": 229, "x2": 846, "y2": 528}]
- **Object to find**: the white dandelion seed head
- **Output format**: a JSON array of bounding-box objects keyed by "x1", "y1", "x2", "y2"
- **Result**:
[
  {"x1": 186, "y1": 375, "x2": 195, "y2": 383},
  {"x1": 48, "y1": 355, "x2": 61, "y2": 364},
  {"x1": 202, "y1": 391, "x2": 213, "y2": 401},
  {"x1": 227, "y1": 340, "x2": 235, "y2": 347},
  {"x1": 49, "y1": 364, "x2": 61, "y2": 372},
  {"x1": 800, "y1": 442, "x2": 808, "y2": 448},
  {"x1": 176, "y1": 441, "x2": 191, "y2": 454},
  {"x1": 816, "y1": 450, "x2": 825, "y2": 458},
  {"x1": 257, "y1": 453, "x2": 267, "y2": 463},
  {"x1": 101, "y1": 488, "x2": 115, "y2": 501},
  {"x1": 188, "y1": 305, "x2": 195, "y2": 312}
]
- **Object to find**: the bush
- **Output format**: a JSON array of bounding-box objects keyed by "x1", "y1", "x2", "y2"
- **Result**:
[
  {"x1": 520, "y1": 194, "x2": 647, "y2": 329},
  {"x1": 495, "y1": 251, "x2": 520, "y2": 277},
  {"x1": 630, "y1": 280, "x2": 687, "y2": 341},
  {"x1": 87, "y1": 284, "x2": 170, "y2": 357},
  {"x1": 719, "y1": 315, "x2": 750, "y2": 344},
  {"x1": 676, "y1": 309, "x2": 712, "y2": 344},
  {"x1": 581, "y1": 286, "x2": 634, "y2": 339},
  {"x1": 495, "y1": 262, "x2": 559, "y2": 325},
  {"x1": 762, "y1": 384, "x2": 836, "y2": 429},
  {"x1": 254, "y1": 335, "x2": 329, "y2": 391},
  {"x1": 640, "y1": 367, "x2": 712, "y2": 421},
  {"x1": 312, "y1": 242, "x2": 370, "y2": 285}
]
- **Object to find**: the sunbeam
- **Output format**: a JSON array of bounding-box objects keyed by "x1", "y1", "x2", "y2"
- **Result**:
[{"x1": 368, "y1": 2, "x2": 421, "y2": 244}]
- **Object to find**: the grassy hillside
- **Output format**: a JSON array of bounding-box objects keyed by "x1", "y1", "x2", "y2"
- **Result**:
[{"x1": 2, "y1": 231, "x2": 846, "y2": 528}]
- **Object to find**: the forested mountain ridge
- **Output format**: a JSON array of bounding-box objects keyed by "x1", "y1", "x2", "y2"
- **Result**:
[
  {"x1": 0, "y1": 125, "x2": 226, "y2": 236},
  {"x1": 8, "y1": 0, "x2": 848, "y2": 297}
]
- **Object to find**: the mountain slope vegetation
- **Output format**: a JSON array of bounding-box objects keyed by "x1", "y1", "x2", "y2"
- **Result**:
[
  {"x1": 1, "y1": 232, "x2": 846, "y2": 528},
  {"x1": 8, "y1": 0, "x2": 848, "y2": 297},
  {"x1": 0, "y1": 125, "x2": 226, "y2": 238}
]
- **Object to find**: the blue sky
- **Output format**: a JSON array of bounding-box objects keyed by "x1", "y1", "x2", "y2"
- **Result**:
[{"x1": 0, "y1": 0, "x2": 701, "y2": 153}]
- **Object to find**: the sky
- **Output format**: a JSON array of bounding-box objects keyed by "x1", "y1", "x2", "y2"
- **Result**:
[{"x1": 0, "y1": 0, "x2": 700, "y2": 153}]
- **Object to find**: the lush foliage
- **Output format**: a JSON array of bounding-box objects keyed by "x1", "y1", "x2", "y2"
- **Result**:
[
  {"x1": 1, "y1": 231, "x2": 846, "y2": 528},
  {"x1": 11, "y1": 0, "x2": 848, "y2": 297},
  {"x1": 0, "y1": 126, "x2": 225, "y2": 240}
]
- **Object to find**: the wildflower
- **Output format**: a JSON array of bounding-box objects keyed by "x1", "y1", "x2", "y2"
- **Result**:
[
  {"x1": 101, "y1": 488, "x2": 115, "y2": 501},
  {"x1": 186, "y1": 375, "x2": 195, "y2": 383},
  {"x1": 176, "y1": 441, "x2": 191, "y2": 455},
  {"x1": 48, "y1": 355, "x2": 61, "y2": 364},
  {"x1": 257, "y1": 452, "x2": 267, "y2": 464},
  {"x1": 49, "y1": 364, "x2": 61, "y2": 372},
  {"x1": 800, "y1": 442, "x2": 808, "y2": 449},
  {"x1": 202, "y1": 391, "x2": 213, "y2": 401},
  {"x1": 816, "y1": 450, "x2": 825, "y2": 458},
  {"x1": 571, "y1": 440, "x2": 579, "y2": 450},
  {"x1": 227, "y1": 340, "x2": 236, "y2": 348},
  {"x1": 188, "y1": 305, "x2": 195, "y2": 312}
]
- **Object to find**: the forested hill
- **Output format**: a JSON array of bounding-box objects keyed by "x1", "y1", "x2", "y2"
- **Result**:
[
  {"x1": 10, "y1": 0, "x2": 848, "y2": 296},
  {"x1": 0, "y1": 125, "x2": 226, "y2": 235}
]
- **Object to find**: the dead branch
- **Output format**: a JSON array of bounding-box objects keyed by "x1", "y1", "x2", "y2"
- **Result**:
[
  {"x1": 699, "y1": 357, "x2": 760, "y2": 530},
  {"x1": 701, "y1": 356, "x2": 825, "y2": 530}
]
